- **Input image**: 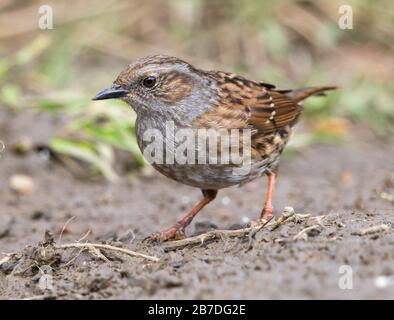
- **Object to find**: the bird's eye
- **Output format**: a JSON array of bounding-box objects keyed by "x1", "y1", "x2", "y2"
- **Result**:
[{"x1": 142, "y1": 76, "x2": 156, "y2": 88}]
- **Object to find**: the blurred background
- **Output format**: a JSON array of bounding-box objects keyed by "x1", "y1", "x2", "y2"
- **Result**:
[{"x1": 0, "y1": 0, "x2": 393, "y2": 179}]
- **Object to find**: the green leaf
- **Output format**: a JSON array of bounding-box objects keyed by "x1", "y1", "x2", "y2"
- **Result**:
[
  {"x1": 38, "y1": 99, "x2": 65, "y2": 112},
  {"x1": 49, "y1": 138, "x2": 119, "y2": 182},
  {"x1": 1, "y1": 84, "x2": 21, "y2": 108}
]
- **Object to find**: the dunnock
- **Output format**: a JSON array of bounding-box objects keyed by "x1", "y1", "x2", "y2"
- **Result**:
[{"x1": 93, "y1": 55, "x2": 336, "y2": 241}]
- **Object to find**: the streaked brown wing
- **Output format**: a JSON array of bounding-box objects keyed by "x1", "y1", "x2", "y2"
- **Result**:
[
  {"x1": 248, "y1": 89, "x2": 303, "y2": 134},
  {"x1": 197, "y1": 71, "x2": 303, "y2": 134}
]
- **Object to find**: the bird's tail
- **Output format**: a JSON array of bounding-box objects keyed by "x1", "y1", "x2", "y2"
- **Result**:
[{"x1": 277, "y1": 86, "x2": 337, "y2": 102}]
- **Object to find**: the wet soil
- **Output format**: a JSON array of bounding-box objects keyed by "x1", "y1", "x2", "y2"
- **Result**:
[{"x1": 1, "y1": 108, "x2": 394, "y2": 299}]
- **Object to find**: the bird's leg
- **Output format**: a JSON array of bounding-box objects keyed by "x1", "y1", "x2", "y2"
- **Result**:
[
  {"x1": 159, "y1": 189, "x2": 217, "y2": 242},
  {"x1": 260, "y1": 171, "x2": 276, "y2": 220}
]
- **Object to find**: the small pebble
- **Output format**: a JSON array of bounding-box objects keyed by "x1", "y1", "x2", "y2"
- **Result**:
[
  {"x1": 283, "y1": 206, "x2": 295, "y2": 217},
  {"x1": 354, "y1": 224, "x2": 389, "y2": 236},
  {"x1": 221, "y1": 196, "x2": 231, "y2": 205},
  {"x1": 0, "y1": 140, "x2": 5, "y2": 155},
  {"x1": 380, "y1": 192, "x2": 394, "y2": 203},
  {"x1": 38, "y1": 148, "x2": 51, "y2": 161},
  {"x1": 181, "y1": 196, "x2": 190, "y2": 205},
  {"x1": 9, "y1": 174, "x2": 35, "y2": 195},
  {"x1": 374, "y1": 276, "x2": 391, "y2": 289},
  {"x1": 242, "y1": 216, "x2": 250, "y2": 224},
  {"x1": 11, "y1": 137, "x2": 32, "y2": 155}
]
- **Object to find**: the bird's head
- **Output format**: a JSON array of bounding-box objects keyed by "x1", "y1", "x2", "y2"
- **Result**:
[{"x1": 92, "y1": 55, "x2": 211, "y2": 120}]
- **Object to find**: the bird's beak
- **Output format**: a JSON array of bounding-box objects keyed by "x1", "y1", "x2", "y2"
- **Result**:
[{"x1": 92, "y1": 84, "x2": 129, "y2": 100}]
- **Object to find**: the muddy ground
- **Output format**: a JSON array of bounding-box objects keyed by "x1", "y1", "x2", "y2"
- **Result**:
[{"x1": 0, "y1": 108, "x2": 393, "y2": 299}]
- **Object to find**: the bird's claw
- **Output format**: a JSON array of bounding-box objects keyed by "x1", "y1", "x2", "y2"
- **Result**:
[
  {"x1": 143, "y1": 227, "x2": 186, "y2": 244},
  {"x1": 142, "y1": 232, "x2": 161, "y2": 244},
  {"x1": 159, "y1": 226, "x2": 186, "y2": 242}
]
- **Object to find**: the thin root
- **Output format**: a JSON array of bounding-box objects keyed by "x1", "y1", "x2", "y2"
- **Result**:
[
  {"x1": 353, "y1": 224, "x2": 389, "y2": 236},
  {"x1": 58, "y1": 216, "x2": 76, "y2": 244},
  {"x1": 293, "y1": 225, "x2": 321, "y2": 241},
  {"x1": 55, "y1": 243, "x2": 159, "y2": 262}
]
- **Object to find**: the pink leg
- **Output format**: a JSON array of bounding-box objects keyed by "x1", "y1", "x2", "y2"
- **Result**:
[{"x1": 261, "y1": 171, "x2": 276, "y2": 220}]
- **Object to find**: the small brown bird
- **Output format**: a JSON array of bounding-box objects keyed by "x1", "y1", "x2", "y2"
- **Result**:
[{"x1": 93, "y1": 55, "x2": 335, "y2": 241}]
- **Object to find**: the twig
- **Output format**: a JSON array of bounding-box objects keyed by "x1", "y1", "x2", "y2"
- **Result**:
[
  {"x1": 63, "y1": 247, "x2": 85, "y2": 267},
  {"x1": 0, "y1": 254, "x2": 11, "y2": 266},
  {"x1": 353, "y1": 224, "x2": 389, "y2": 236},
  {"x1": 61, "y1": 229, "x2": 92, "y2": 267},
  {"x1": 308, "y1": 215, "x2": 327, "y2": 226},
  {"x1": 0, "y1": 251, "x2": 18, "y2": 266},
  {"x1": 293, "y1": 225, "x2": 321, "y2": 241},
  {"x1": 77, "y1": 229, "x2": 91, "y2": 242},
  {"x1": 88, "y1": 246, "x2": 110, "y2": 262},
  {"x1": 58, "y1": 216, "x2": 76, "y2": 244},
  {"x1": 55, "y1": 243, "x2": 159, "y2": 262},
  {"x1": 162, "y1": 207, "x2": 305, "y2": 251},
  {"x1": 161, "y1": 228, "x2": 251, "y2": 252},
  {"x1": 269, "y1": 206, "x2": 298, "y2": 231}
]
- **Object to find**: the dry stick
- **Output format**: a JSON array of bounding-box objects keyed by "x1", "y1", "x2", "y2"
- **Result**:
[
  {"x1": 162, "y1": 208, "x2": 309, "y2": 251},
  {"x1": 308, "y1": 215, "x2": 327, "y2": 226},
  {"x1": 58, "y1": 216, "x2": 76, "y2": 244},
  {"x1": 0, "y1": 254, "x2": 11, "y2": 266},
  {"x1": 161, "y1": 229, "x2": 251, "y2": 252},
  {"x1": 293, "y1": 225, "x2": 321, "y2": 241},
  {"x1": 269, "y1": 207, "x2": 298, "y2": 231},
  {"x1": 63, "y1": 247, "x2": 86, "y2": 268},
  {"x1": 89, "y1": 247, "x2": 110, "y2": 263},
  {"x1": 0, "y1": 251, "x2": 18, "y2": 266},
  {"x1": 353, "y1": 224, "x2": 389, "y2": 236},
  {"x1": 55, "y1": 243, "x2": 159, "y2": 262},
  {"x1": 77, "y1": 229, "x2": 91, "y2": 242}
]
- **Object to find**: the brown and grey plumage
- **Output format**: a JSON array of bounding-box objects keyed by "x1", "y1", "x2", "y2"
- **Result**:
[{"x1": 93, "y1": 55, "x2": 336, "y2": 241}]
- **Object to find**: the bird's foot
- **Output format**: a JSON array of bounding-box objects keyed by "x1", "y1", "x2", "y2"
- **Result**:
[
  {"x1": 143, "y1": 224, "x2": 187, "y2": 243},
  {"x1": 158, "y1": 225, "x2": 186, "y2": 242},
  {"x1": 260, "y1": 206, "x2": 274, "y2": 221}
]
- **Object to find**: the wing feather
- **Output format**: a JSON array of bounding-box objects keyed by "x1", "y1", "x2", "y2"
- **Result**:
[{"x1": 193, "y1": 71, "x2": 303, "y2": 136}]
